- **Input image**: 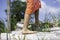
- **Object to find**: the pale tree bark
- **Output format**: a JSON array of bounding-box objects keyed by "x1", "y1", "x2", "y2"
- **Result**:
[
  {"x1": 7, "y1": 0, "x2": 11, "y2": 33},
  {"x1": 7, "y1": 0, "x2": 11, "y2": 40}
]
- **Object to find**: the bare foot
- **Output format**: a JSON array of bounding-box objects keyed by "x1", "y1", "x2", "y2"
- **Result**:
[{"x1": 22, "y1": 29, "x2": 37, "y2": 34}]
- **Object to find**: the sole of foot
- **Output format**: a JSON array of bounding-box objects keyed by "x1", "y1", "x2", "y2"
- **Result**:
[{"x1": 22, "y1": 30, "x2": 38, "y2": 34}]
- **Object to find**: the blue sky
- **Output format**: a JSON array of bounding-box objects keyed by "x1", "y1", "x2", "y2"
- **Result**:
[
  {"x1": 0, "y1": 0, "x2": 60, "y2": 23},
  {"x1": 0, "y1": 0, "x2": 7, "y2": 21}
]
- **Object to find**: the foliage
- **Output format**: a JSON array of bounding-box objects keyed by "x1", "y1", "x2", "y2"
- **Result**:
[
  {"x1": 10, "y1": 0, "x2": 26, "y2": 31},
  {"x1": 58, "y1": 20, "x2": 60, "y2": 27},
  {"x1": 5, "y1": 0, "x2": 26, "y2": 31},
  {"x1": 29, "y1": 22, "x2": 53, "y2": 32},
  {"x1": 58, "y1": 23, "x2": 60, "y2": 27},
  {"x1": 0, "y1": 19, "x2": 6, "y2": 33}
]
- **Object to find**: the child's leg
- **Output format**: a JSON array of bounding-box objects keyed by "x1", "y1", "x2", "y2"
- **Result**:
[
  {"x1": 22, "y1": 14, "x2": 31, "y2": 30},
  {"x1": 22, "y1": 13, "x2": 37, "y2": 34},
  {"x1": 35, "y1": 10, "x2": 39, "y2": 26}
]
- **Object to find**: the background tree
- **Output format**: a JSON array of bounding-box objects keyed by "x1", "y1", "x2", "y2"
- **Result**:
[
  {"x1": 0, "y1": 19, "x2": 6, "y2": 33},
  {"x1": 5, "y1": 0, "x2": 26, "y2": 31},
  {"x1": 58, "y1": 20, "x2": 60, "y2": 27}
]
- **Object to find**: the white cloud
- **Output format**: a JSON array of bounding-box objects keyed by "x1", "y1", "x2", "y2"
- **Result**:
[
  {"x1": 39, "y1": 1, "x2": 60, "y2": 14},
  {"x1": 39, "y1": 1, "x2": 60, "y2": 21},
  {"x1": 56, "y1": 0, "x2": 60, "y2": 2},
  {"x1": 49, "y1": 7, "x2": 60, "y2": 14}
]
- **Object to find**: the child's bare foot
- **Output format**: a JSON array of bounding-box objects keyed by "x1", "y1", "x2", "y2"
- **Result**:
[{"x1": 22, "y1": 29, "x2": 37, "y2": 34}]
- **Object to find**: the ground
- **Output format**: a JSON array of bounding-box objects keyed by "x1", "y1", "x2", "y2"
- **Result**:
[{"x1": 1, "y1": 27, "x2": 60, "y2": 40}]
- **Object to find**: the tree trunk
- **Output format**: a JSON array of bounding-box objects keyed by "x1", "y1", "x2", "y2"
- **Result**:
[
  {"x1": 7, "y1": 0, "x2": 11, "y2": 33},
  {"x1": 0, "y1": 33, "x2": 1, "y2": 40}
]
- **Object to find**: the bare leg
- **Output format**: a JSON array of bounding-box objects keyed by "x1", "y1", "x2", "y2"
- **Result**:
[
  {"x1": 23, "y1": 14, "x2": 30, "y2": 30},
  {"x1": 34, "y1": 10, "x2": 40, "y2": 26},
  {"x1": 22, "y1": 13, "x2": 37, "y2": 34}
]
